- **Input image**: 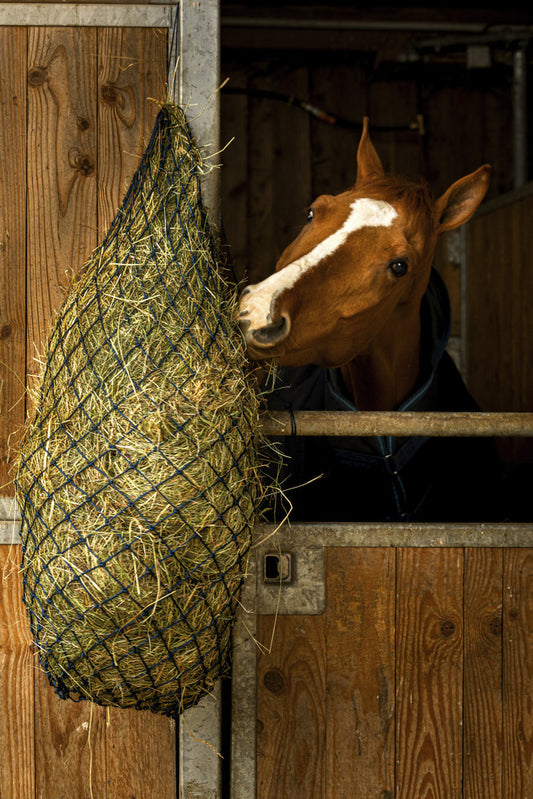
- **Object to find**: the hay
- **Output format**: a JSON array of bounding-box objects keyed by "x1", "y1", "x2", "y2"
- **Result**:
[{"x1": 16, "y1": 104, "x2": 263, "y2": 715}]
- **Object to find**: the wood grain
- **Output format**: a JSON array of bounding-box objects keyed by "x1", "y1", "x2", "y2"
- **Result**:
[
  {"x1": 97, "y1": 29, "x2": 177, "y2": 798},
  {"x1": 23, "y1": 25, "x2": 175, "y2": 798},
  {"x1": 0, "y1": 546, "x2": 35, "y2": 799},
  {"x1": 466, "y1": 193, "x2": 533, "y2": 465},
  {"x1": 34, "y1": 673, "x2": 107, "y2": 799},
  {"x1": 270, "y1": 65, "x2": 311, "y2": 264},
  {"x1": 246, "y1": 69, "x2": 278, "y2": 286},
  {"x1": 464, "y1": 548, "x2": 503, "y2": 799},
  {"x1": 97, "y1": 26, "x2": 167, "y2": 235},
  {"x1": 309, "y1": 61, "x2": 366, "y2": 197},
  {"x1": 395, "y1": 548, "x2": 464, "y2": 799},
  {"x1": 0, "y1": 27, "x2": 27, "y2": 492},
  {"x1": 256, "y1": 613, "x2": 327, "y2": 799},
  {"x1": 325, "y1": 547, "x2": 395, "y2": 799},
  {"x1": 503, "y1": 549, "x2": 533, "y2": 798},
  {"x1": 106, "y1": 707, "x2": 177, "y2": 798},
  {"x1": 26, "y1": 26, "x2": 98, "y2": 375},
  {"x1": 25, "y1": 28, "x2": 102, "y2": 798},
  {"x1": 220, "y1": 61, "x2": 249, "y2": 282}
]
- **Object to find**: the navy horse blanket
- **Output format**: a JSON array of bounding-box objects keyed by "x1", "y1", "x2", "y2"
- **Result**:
[{"x1": 264, "y1": 270, "x2": 505, "y2": 523}]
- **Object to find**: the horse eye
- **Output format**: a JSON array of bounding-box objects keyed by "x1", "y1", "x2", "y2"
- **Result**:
[
  {"x1": 307, "y1": 207, "x2": 314, "y2": 222},
  {"x1": 389, "y1": 259, "x2": 408, "y2": 277}
]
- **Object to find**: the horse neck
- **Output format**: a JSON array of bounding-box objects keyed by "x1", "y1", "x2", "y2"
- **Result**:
[{"x1": 340, "y1": 302, "x2": 422, "y2": 411}]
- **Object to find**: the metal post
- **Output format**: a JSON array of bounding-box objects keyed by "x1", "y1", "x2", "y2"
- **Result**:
[
  {"x1": 172, "y1": 0, "x2": 221, "y2": 220},
  {"x1": 171, "y1": 3, "x2": 224, "y2": 797}
]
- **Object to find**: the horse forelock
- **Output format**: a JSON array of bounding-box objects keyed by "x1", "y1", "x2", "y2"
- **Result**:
[{"x1": 355, "y1": 174, "x2": 435, "y2": 239}]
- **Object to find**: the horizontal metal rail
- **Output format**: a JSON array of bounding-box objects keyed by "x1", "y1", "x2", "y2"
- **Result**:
[
  {"x1": 253, "y1": 522, "x2": 533, "y2": 548},
  {"x1": 260, "y1": 410, "x2": 533, "y2": 437},
  {"x1": 0, "y1": 4, "x2": 173, "y2": 27}
]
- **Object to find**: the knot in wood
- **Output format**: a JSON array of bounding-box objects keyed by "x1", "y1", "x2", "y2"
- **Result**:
[
  {"x1": 101, "y1": 83, "x2": 119, "y2": 105},
  {"x1": 489, "y1": 614, "x2": 503, "y2": 637},
  {"x1": 69, "y1": 148, "x2": 95, "y2": 177},
  {"x1": 263, "y1": 669, "x2": 285, "y2": 695},
  {"x1": 77, "y1": 117, "x2": 90, "y2": 132},
  {"x1": 440, "y1": 619, "x2": 455, "y2": 638},
  {"x1": 28, "y1": 67, "x2": 47, "y2": 87},
  {"x1": 0, "y1": 324, "x2": 12, "y2": 340}
]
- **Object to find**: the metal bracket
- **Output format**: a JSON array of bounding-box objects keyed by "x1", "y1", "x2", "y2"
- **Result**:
[{"x1": 257, "y1": 545, "x2": 325, "y2": 615}]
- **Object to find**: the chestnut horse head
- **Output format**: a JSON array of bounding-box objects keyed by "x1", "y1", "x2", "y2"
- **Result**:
[{"x1": 238, "y1": 119, "x2": 490, "y2": 409}]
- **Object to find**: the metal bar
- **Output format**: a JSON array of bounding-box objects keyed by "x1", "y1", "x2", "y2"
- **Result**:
[
  {"x1": 0, "y1": 3, "x2": 173, "y2": 26},
  {"x1": 253, "y1": 522, "x2": 533, "y2": 549},
  {"x1": 473, "y1": 180, "x2": 533, "y2": 217},
  {"x1": 260, "y1": 410, "x2": 533, "y2": 438},
  {"x1": 222, "y1": 16, "x2": 491, "y2": 34},
  {"x1": 0, "y1": 496, "x2": 21, "y2": 545},
  {"x1": 176, "y1": 0, "x2": 221, "y2": 220},
  {"x1": 179, "y1": 685, "x2": 223, "y2": 799},
  {"x1": 173, "y1": 3, "x2": 223, "y2": 797},
  {"x1": 230, "y1": 554, "x2": 258, "y2": 799}
]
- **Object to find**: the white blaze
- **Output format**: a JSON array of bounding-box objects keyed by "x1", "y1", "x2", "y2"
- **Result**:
[{"x1": 240, "y1": 197, "x2": 398, "y2": 330}]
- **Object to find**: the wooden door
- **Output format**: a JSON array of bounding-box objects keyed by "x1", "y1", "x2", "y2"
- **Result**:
[
  {"x1": 0, "y1": 24, "x2": 178, "y2": 799},
  {"x1": 233, "y1": 525, "x2": 533, "y2": 798}
]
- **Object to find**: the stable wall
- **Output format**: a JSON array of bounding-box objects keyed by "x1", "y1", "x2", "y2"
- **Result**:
[{"x1": 0, "y1": 23, "x2": 178, "y2": 799}]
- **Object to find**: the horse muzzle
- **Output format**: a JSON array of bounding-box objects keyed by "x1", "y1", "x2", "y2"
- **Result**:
[{"x1": 237, "y1": 286, "x2": 291, "y2": 359}]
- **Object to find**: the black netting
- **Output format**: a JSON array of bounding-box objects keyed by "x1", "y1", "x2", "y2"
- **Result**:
[{"x1": 15, "y1": 104, "x2": 263, "y2": 716}]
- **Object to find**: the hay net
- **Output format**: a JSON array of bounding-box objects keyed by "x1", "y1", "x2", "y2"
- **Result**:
[{"x1": 15, "y1": 104, "x2": 262, "y2": 716}]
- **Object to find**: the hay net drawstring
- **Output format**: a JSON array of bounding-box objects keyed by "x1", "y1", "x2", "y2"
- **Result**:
[{"x1": 15, "y1": 104, "x2": 263, "y2": 716}]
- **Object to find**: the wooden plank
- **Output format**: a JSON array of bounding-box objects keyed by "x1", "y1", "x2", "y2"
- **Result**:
[
  {"x1": 395, "y1": 548, "x2": 464, "y2": 799},
  {"x1": 256, "y1": 614, "x2": 326, "y2": 799},
  {"x1": 0, "y1": 546, "x2": 34, "y2": 799},
  {"x1": 325, "y1": 547, "x2": 395, "y2": 799},
  {"x1": 246, "y1": 68, "x2": 278, "y2": 285},
  {"x1": 34, "y1": 675, "x2": 107, "y2": 799},
  {"x1": 220, "y1": 61, "x2": 249, "y2": 282},
  {"x1": 26, "y1": 26, "x2": 98, "y2": 374},
  {"x1": 309, "y1": 61, "x2": 366, "y2": 198},
  {"x1": 24, "y1": 24, "x2": 103, "y2": 799},
  {"x1": 97, "y1": 25, "x2": 167, "y2": 235},
  {"x1": 503, "y1": 549, "x2": 533, "y2": 798},
  {"x1": 466, "y1": 193, "x2": 533, "y2": 467},
  {"x1": 106, "y1": 707, "x2": 177, "y2": 798},
  {"x1": 22, "y1": 25, "x2": 175, "y2": 798},
  {"x1": 96, "y1": 27, "x2": 177, "y2": 797},
  {"x1": 271, "y1": 65, "x2": 311, "y2": 262},
  {"x1": 0, "y1": 27, "x2": 27, "y2": 493},
  {"x1": 368, "y1": 79, "x2": 422, "y2": 180},
  {"x1": 464, "y1": 548, "x2": 503, "y2": 799}
]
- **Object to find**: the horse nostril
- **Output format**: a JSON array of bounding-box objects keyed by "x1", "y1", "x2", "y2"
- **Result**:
[{"x1": 251, "y1": 314, "x2": 290, "y2": 346}]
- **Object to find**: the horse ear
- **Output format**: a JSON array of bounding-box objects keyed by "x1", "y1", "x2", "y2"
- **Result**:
[
  {"x1": 356, "y1": 117, "x2": 385, "y2": 184},
  {"x1": 435, "y1": 165, "x2": 491, "y2": 232}
]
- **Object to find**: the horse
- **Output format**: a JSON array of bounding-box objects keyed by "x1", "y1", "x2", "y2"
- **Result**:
[{"x1": 237, "y1": 119, "x2": 504, "y2": 522}]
